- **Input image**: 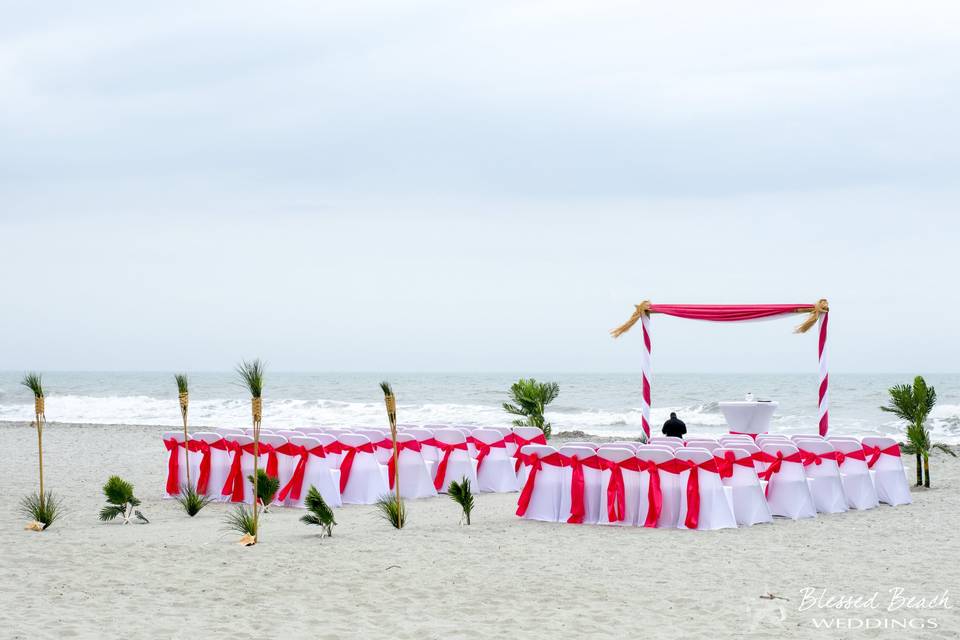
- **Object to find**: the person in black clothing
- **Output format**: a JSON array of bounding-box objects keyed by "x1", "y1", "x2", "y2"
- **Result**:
[{"x1": 662, "y1": 412, "x2": 687, "y2": 439}]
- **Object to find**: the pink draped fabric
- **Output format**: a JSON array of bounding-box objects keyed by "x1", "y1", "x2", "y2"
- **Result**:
[{"x1": 648, "y1": 304, "x2": 813, "y2": 322}]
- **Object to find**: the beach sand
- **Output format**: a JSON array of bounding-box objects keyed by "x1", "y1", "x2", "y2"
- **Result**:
[{"x1": 2, "y1": 422, "x2": 958, "y2": 639}]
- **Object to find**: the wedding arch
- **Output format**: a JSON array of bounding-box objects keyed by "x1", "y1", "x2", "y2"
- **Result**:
[{"x1": 610, "y1": 300, "x2": 830, "y2": 438}]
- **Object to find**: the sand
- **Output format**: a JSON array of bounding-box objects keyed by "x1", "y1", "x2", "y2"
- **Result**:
[{"x1": 2, "y1": 421, "x2": 958, "y2": 639}]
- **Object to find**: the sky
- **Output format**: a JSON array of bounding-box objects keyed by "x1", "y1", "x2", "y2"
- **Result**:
[{"x1": 1, "y1": 1, "x2": 959, "y2": 373}]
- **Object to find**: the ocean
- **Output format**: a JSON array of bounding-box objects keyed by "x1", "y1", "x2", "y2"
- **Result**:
[{"x1": 1, "y1": 371, "x2": 958, "y2": 442}]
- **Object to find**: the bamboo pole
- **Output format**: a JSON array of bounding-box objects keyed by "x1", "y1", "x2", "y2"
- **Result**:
[
  {"x1": 179, "y1": 391, "x2": 191, "y2": 488},
  {"x1": 35, "y1": 396, "x2": 45, "y2": 506},
  {"x1": 252, "y1": 396, "x2": 262, "y2": 543},
  {"x1": 386, "y1": 395, "x2": 400, "y2": 504}
]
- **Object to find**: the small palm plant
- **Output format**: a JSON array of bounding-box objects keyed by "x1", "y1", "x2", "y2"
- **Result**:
[
  {"x1": 99, "y1": 476, "x2": 148, "y2": 524},
  {"x1": 248, "y1": 469, "x2": 279, "y2": 511},
  {"x1": 376, "y1": 494, "x2": 406, "y2": 530},
  {"x1": 300, "y1": 486, "x2": 337, "y2": 537},
  {"x1": 21, "y1": 372, "x2": 62, "y2": 530},
  {"x1": 881, "y1": 376, "x2": 954, "y2": 487},
  {"x1": 175, "y1": 373, "x2": 191, "y2": 487},
  {"x1": 224, "y1": 506, "x2": 258, "y2": 545},
  {"x1": 236, "y1": 358, "x2": 265, "y2": 543},
  {"x1": 447, "y1": 477, "x2": 475, "y2": 525},
  {"x1": 176, "y1": 485, "x2": 212, "y2": 517},
  {"x1": 503, "y1": 378, "x2": 560, "y2": 439}
]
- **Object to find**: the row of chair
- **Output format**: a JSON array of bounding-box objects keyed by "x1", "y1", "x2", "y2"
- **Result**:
[
  {"x1": 514, "y1": 434, "x2": 911, "y2": 530},
  {"x1": 163, "y1": 424, "x2": 548, "y2": 506}
]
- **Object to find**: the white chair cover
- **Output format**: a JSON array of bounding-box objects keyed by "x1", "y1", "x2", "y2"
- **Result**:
[
  {"x1": 473, "y1": 428, "x2": 519, "y2": 493},
  {"x1": 393, "y1": 433, "x2": 438, "y2": 499},
  {"x1": 714, "y1": 446, "x2": 772, "y2": 526},
  {"x1": 432, "y1": 429, "x2": 478, "y2": 494},
  {"x1": 827, "y1": 437, "x2": 879, "y2": 510},
  {"x1": 862, "y1": 437, "x2": 912, "y2": 506},
  {"x1": 337, "y1": 434, "x2": 390, "y2": 505},
  {"x1": 190, "y1": 432, "x2": 232, "y2": 501},
  {"x1": 795, "y1": 439, "x2": 848, "y2": 514},
  {"x1": 258, "y1": 433, "x2": 292, "y2": 507},
  {"x1": 684, "y1": 439, "x2": 720, "y2": 452},
  {"x1": 597, "y1": 448, "x2": 643, "y2": 527},
  {"x1": 515, "y1": 444, "x2": 565, "y2": 523},
  {"x1": 558, "y1": 445, "x2": 603, "y2": 524},
  {"x1": 281, "y1": 436, "x2": 342, "y2": 508},
  {"x1": 674, "y1": 448, "x2": 737, "y2": 531},
  {"x1": 648, "y1": 436, "x2": 683, "y2": 449},
  {"x1": 760, "y1": 443, "x2": 817, "y2": 519},
  {"x1": 635, "y1": 447, "x2": 680, "y2": 528},
  {"x1": 355, "y1": 429, "x2": 393, "y2": 464}
]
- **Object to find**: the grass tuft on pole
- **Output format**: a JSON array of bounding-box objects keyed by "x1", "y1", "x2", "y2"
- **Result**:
[{"x1": 375, "y1": 494, "x2": 406, "y2": 529}]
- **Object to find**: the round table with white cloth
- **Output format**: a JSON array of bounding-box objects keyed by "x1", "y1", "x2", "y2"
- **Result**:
[{"x1": 718, "y1": 401, "x2": 779, "y2": 435}]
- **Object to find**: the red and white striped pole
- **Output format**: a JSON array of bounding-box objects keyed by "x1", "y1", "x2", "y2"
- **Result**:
[
  {"x1": 640, "y1": 312, "x2": 652, "y2": 440},
  {"x1": 817, "y1": 311, "x2": 829, "y2": 436}
]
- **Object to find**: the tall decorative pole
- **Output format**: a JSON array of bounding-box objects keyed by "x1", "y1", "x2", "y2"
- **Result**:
[
  {"x1": 380, "y1": 382, "x2": 401, "y2": 510},
  {"x1": 639, "y1": 312, "x2": 652, "y2": 441},
  {"x1": 22, "y1": 373, "x2": 46, "y2": 504},
  {"x1": 817, "y1": 309, "x2": 829, "y2": 437},
  {"x1": 175, "y1": 374, "x2": 191, "y2": 488},
  {"x1": 236, "y1": 359, "x2": 265, "y2": 544}
]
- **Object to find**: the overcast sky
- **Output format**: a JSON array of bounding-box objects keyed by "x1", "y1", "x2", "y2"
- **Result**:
[{"x1": 1, "y1": 1, "x2": 958, "y2": 373}]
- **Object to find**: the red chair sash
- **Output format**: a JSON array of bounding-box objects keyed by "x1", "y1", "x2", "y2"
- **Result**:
[
  {"x1": 563, "y1": 454, "x2": 604, "y2": 524},
  {"x1": 164, "y1": 438, "x2": 181, "y2": 495},
  {"x1": 186, "y1": 440, "x2": 212, "y2": 494},
  {"x1": 512, "y1": 433, "x2": 548, "y2": 472},
  {"x1": 276, "y1": 443, "x2": 328, "y2": 502},
  {"x1": 799, "y1": 449, "x2": 839, "y2": 467},
  {"x1": 679, "y1": 458, "x2": 719, "y2": 529},
  {"x1": 336, "y1": 442, "x2": 377, "y2": 493},
  {"x1": 515, "y1": 452, "x2": 567, "y2": 517},
  {"x1": 834, "y1": 448, "x2": 866, "y2": 466},
  {"x1": 387, "y1": 440, "x2": 422, "y2": 490},
  {"x1": 433, "y1": 441, "x2": 469, "y2": 491},
  {"x1": 753, "y1": 450, "x2": 804, "y2": 497},
  {"x1": 863, "y1": 444, "x2": 901, "y2": 468},
  {"x1": 374, "y1": 438, "x2": 393, "y2": 450},
  {"x1": 220, "y1": 441, "x2": 245, "y2": 502},
  {"x1": 473, "y1": 438, "x2": 508, "y2": 472},
  {"x1": 714, "y1": 450, "x2": 754, "y2": 479},
  {"x1": 602, "y1": 457, "x2": 643, "y2": 523}
]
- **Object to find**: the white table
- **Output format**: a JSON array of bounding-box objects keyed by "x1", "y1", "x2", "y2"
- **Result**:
[{"x1": 718, "y1": 401, "x2": 779, "y2": 435}]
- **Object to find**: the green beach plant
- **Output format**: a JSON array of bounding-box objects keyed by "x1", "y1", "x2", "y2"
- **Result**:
[
  {"x1": 177, "y1": 485, "x2": 212, "y2": 517},
  {"x1": 375, "y1": 494, "x2": 406, "y2": 530},
  {"x1": 447, "y1": 477, "x2": 475, "y2": 525},
  {"x1": 248, "y1": 469, "x2": 279, "y2": 510},
  {"x1": 235, "y1": 358, "x2": 265, "y2": 543},
  {"x1": 224, "y1": 505, "x2": 258, "y2": 544},
  {"x1": 503, "y1": 378, "x2": 559, "y2": 439},
  {"x1": 175, "y1": 373, "x2": 191, "y2": 487},
  {"x1": 881, "y1": 376, "x2": 954, "y2": 487},
  {"x1": 19, "y1": 491, "x2": 63, "y2": 531},
  {"x1": 99, "y1": 475, "x2": 148, "y2": 524},
  {"x1": 300, "y1": 486, "x2": 337, "y2": 537}
]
